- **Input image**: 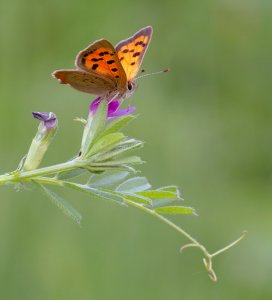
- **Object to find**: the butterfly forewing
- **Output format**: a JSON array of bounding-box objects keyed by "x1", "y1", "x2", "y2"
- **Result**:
[
  {"x1": 115, "y1": 26, "x2": 153, "y2": 81},
  {"x1": 76, "y1": 39, "x2": 127, "y2": 92}
]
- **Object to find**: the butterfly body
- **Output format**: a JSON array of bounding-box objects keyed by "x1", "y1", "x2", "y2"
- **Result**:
[{"x1": 53, "y1": 26, "x2": 153, "y2": 100}]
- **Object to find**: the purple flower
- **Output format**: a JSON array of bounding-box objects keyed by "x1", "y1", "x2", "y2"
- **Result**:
[
  {"x1": 32, "y1": 112, "x2": 57, "y2": 129},
  {"x1": 90, "y1": 97, "x2": 136, "y2": 118}
]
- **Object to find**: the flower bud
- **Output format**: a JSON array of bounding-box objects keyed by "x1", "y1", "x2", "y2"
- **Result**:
[{"x1": 23, "y1": 112, "x2": 58, "y2": 171}]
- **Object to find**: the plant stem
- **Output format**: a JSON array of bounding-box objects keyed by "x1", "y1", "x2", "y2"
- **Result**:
[
  {"x1": 124, "y1": 199, "x2": 208, "y2": 255},
  {"x1": 124, "y1": 198, "x2": 245, "y2": 282},
  {"x1": 210, "y1": 231, "x2": 247, "y2": 257},
  {"x1": 0, "y1": 160, "x2": 78, "y2": 185}
]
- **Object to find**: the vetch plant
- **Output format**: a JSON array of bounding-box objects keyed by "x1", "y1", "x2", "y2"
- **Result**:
[{"x1": 0, "y1": 95, "x2": 245, "y2": 282}]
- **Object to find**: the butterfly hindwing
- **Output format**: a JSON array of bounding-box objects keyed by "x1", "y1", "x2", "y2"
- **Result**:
[
  {"x1": 115, "y1": 26, "x2": 153, "y2": 81},
  {"x1": 52, "y1": 70, "x2": 116, "y2": 95}
]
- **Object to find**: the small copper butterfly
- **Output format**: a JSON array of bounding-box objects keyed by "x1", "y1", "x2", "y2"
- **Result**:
[{"x1": 52, "y1": 26, "x2": 153, "y2": 100}]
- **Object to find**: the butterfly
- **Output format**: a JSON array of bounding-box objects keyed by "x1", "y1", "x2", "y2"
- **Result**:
[{"x1": 52, "y1": 26, "x2": 153, "y2": 100}]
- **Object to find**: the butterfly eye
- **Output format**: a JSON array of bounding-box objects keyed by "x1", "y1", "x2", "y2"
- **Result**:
[{"x1": 128, "y1": 82, "x2": 133, "y2": 90}]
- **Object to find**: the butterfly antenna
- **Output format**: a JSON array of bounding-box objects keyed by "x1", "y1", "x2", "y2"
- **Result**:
[{"x1": 135, "y1": 68, "x2": 170, "y2": 80}]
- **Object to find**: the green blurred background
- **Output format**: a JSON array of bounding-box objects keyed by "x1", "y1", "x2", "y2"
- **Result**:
[{"x1": 0, "y1": 0, "x2": 271, "y2": 299}]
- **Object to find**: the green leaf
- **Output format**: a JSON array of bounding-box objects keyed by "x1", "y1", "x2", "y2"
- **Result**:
[
  {"x1": 117, "y1": 138, "x2": 144, "y2": 149},
  {"x1": 90, "y1": 156, "x2": 143, "y2": 167},
  {"x1": 154, "y1": 206, "x2": 196, "y2": 215},
  {"x1": 37, "y1": 183, "x2": 82, "y2": 224},
  {"x1": 136, "y1": 190, "x2": 177, "y2": 200},
  {"x1": 63, "y1": 182, "x2": 125, "y2": 205},
  {"x1": 81, "y1": 99, "x2": 107, "y2": 156},
  {"x1": 88, "y1": 170, "x2": 129, "y2": 187},
  {"x1": 102, "y1": 114, "x2": 135, "y2": 136},
  {"x1": 86, "y1": 165, "x2": 137, "y2": 173},
  {"x1": 57, "y1": 168, "x2": 87, "y2": 180},
  {"x1": 94, "y1": 139, "x2": 143, "y2": 162},
  {"x1": 115, "y1": 177, "x2": 151, "y2": 193},
  {"x1": 87, "y1": 132, "x2": 125, "y2": 157},
  {"x1": 122, "y1": 193, "x2": 151, "y2": 205},
  {"x1": 151, "y1": 198, "x2": 179, "y2": 208},
  {"x1": 158, "y1": 185, "x2": 182, "y2": 199}
]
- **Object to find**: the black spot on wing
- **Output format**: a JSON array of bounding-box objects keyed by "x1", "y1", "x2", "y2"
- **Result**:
[
  {"x1": 107, "y1": 60, "x2": 115, "y2": 64},
  {"x1": 92, "y1": 64, "x2": 99, "y2": 70},
  {"x1": 133, "y1": 52, "x2": 140, "y2": 57},
  {"x1": 91, "y1": 58, "x2": 103, "y2": 62},
  {"x1": 135, "y1": 41, "x2": 143, "y2": 46}
]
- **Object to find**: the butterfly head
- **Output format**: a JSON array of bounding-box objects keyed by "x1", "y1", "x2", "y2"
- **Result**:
[{"x1": 124, "y1": 80, "x2": 137, "y2": 98}]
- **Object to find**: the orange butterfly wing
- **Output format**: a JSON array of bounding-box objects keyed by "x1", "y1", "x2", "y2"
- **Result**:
[
  {"x1": 53, "y1": 39, "x2": 127, "y2": 98},
  {"x1": 76, "y1": 39, "x2": 127, "y2": 95},
  {"x1": 52, "y1": 69, "x2": 116, "y2": 95},
  {"x1": 115, "y1": 26, "x2": 153, "y2": 81}
]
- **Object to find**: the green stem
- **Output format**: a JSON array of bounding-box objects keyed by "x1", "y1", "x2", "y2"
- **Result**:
[
  {"x1": 124, "y1": 199, "x2": 209, "y2": 256},
  {"x1": 124, "y1": 198, "x2": 245, "y2": 282},
  {"x1": 210, "y1": 231, "x2": 247, "y2": 258},
  {"x1": 0, "y1": 160, "x2": 78, "y2": 185},
  {"x1": 31, "y1": 176, "x2": 66, "y2": 187}
]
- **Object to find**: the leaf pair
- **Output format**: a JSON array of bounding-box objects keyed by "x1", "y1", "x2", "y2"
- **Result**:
[{"x1": 36, "y1": 170, "x2": 195, "y2": 224}]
